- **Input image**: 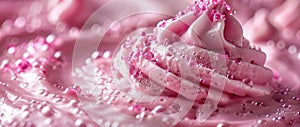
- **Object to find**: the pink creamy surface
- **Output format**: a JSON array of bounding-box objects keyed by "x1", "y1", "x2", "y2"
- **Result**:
[{"x1": 0, "y1": 0, "x2": 300, "y2": 127}]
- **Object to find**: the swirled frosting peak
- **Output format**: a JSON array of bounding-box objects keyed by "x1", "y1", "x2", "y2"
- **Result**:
[{"x1": 113, "y1": 0, "x2": 274, "y2": 105}]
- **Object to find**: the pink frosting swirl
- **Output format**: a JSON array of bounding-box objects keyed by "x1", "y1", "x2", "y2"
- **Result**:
[
  {"x1": 113, "y1": 0, "x2": 273, "y2": 106},
  {"x1": 107, "y1": 1, "x2": 300, "y2": 126}
]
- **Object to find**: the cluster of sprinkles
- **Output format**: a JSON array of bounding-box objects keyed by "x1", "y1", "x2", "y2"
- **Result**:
[
  {"x1": 0, "y1": 34, "x2": 103, "y2": 126},
  {"x1": 157, "y1": 0, "x2": 235, "y2": 29}
]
